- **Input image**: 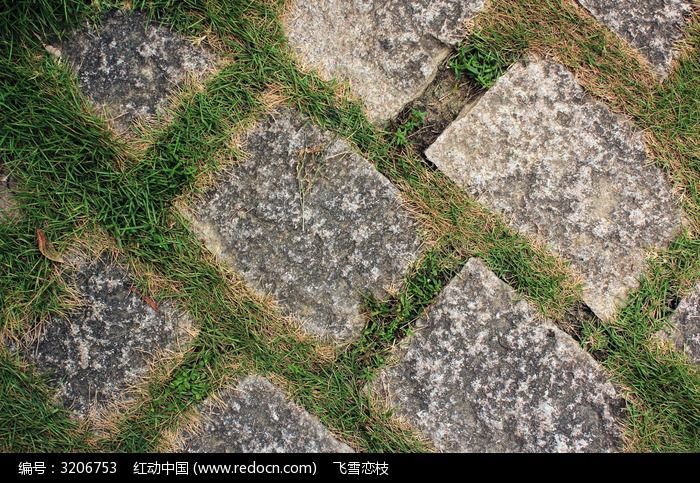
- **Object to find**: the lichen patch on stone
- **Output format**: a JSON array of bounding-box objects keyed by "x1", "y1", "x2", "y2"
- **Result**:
[
  {"x1": 284, "y1": 0, "x2": 485, "y2": 121},
  {"x1": 178, "y1": 376, "x2": 353, "y2": 453},
  {"x1": 61, "y1": 9, "x2": 215, "y2": 131},
  {"x1": 665, "y1": 282, "x2": 700, "y2": 364},
  {"x1": 578, "y1": 0, "x2": 692, "y2": 77},
  {"x1": 20, "y1": 255, "x2": 192, "y2": 417},
  {"x1": 0, "y1": 165, "x2": 17, "y2": 218},
  {"x1": 426, "y1": 59, "x2": 683, "y2": 320},
  {"x1": 374, "y1": 258, "x2": 624, "y2": 452},
  {"x1": 192, "y1": 107, "x2": 421, "y2": 342}
]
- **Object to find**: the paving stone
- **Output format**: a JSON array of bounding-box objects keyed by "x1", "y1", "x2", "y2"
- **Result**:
[
  {"x1": 374, "y1": 258, "x2": 624, "y2": 452},
  {"x1": 59, "y1": 9, "x2": 215, "y2": 131},
  {"x1": 666, "y1": 282, "x2": 700, "y2": 363},
  {"x1": 179, "y1": 376, "x2": 353, "y2": 453},
  {"x1": 192, "y1": 108, "x2": 421, "y2": 342},
  {"x1": 425, "y1": 60, "x2": 682, "y2": 320},
  {"x1": 21, "y1": 255, "x2": 192, "y2": 417},
  {"x1": 578, "y1": 0, "x2": 692, "y2": 76},
  {"x1": 284, "y1": 0, "x2": 485, "y2": 121},
  {"x1": 0, "y1": 165, "x2": 16, "y2": 217}
]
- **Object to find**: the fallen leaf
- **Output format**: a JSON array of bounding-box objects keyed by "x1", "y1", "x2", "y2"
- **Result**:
[
  {"x1": 128, "y1": 285, "x2": 159, "y2": 312},
  {"x1": 142, "y1": 294, "x2": 159, "y2": 312},
  {"x1": 36, "y1": 228, "x2": 64, "y2": 263}
]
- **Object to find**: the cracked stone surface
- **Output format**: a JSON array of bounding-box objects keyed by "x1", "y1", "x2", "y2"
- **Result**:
[
  {"x1": 21, "y1": 255, "x2": 192, "y2": 417},
  {"x1": 284, "y1": 0, "x2": 485, "y2": 121},
  {"x1": 578, "y1": 0, "x2": 692, "y2": 76},
  {"x1": 192, "y1": 107, "x2": 421, "y2": 342},
  {"x1": 374, "y1": 258, "x2": 624, "y2": 452},
  {"x1": 179, "y1": 376, "x2": 353, "y2": 453},
  {"x1": 60, "y1": 9, "x2": 215, "y2": 131},
  {"x1": 426, "y1": 60, "x2": 682, "y2": 320},
  {"x1": 666, "y1": 283, "x2": 700, "y2": 363}
]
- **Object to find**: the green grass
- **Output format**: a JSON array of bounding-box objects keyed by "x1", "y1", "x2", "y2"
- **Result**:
[
  {"x1": 449, "y1": 0, "x2": 700, "y2": 227},
  {"x1": 1, "y1": 0, "x2": 699, "y2": 454},
  {"x1": 0, "y1": 0, "x2": 431, "y2": 452},
  {"x1": 392, "y1": 108, "x2": 428, "y2": 147},
  {"x1": 582, "y1": 233, "x2": 700, "y2": 451},
  {"x1": 0, "y1": 350, "x2": 89, "y2": 452},
  {"x1": 449, "y1": 30, "x2": 525, "y2": 88},
  {"x1": 98, "y1": 213, "x2": 432, "y2": 452},
  {"x1": 450, "y1": 0, "x2": 700, "y2": 452},
  {"x1": 0, "y1": 218, "x2": 76, "y2": 335}
]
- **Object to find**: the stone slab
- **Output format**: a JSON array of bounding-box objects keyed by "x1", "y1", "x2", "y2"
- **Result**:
[
  {"x1": 21, "y1": 255, "x2": 192, "y2": 417},
  {"x1": 374, "y1": 258, "x2": 624, "y2": 452},
  {"x1": 578, "y1": 0, "x2": 692, "y2": 76},
  {"x1": 284, "y1": 0, "x2": 485, "y2": 121},
  {"x1": 667, "y1": 282, "x2": 700, "y2": 363},
  {"x1": 179, "y1": 376, "x2": 353, "y2": 453},
  {"x1": 193, "y1": 108, "x2": 421, "y2": 342},
  {"x1": 0, "y1": 165, "x2": 16, "y2": 217},
  {"x1": 426, "y1": 60, "x2": 682, "y2": 320},
  {"x1": 60, "y1": 9, "x2": 215, "y2": 131}
]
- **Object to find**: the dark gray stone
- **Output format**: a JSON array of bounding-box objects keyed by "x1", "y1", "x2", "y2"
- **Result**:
[
  {"x1": 578, "y1": 0, "x2": 692, "y2": 76},
  {"x1": 179, "y1": 376, "x2": 353, "y2": 453},
  {"x1": 60, "y1": 9, "x2": 214, "y2": 130},
  {"x1": 192, "y1": 108, "x2": 421, "y2": 342},
  {"x1": 667, "y1": 282, "x2": 700, "y2": 363},
  {"x1": 284, "y1": 0, "x2": 485, "y2": 121},
  {"x1": 374, "y1": 258, "x2": 624, "y2": 452},
  {"x1": 21, "y1": 255, "x2": 192, "y2": 417},
  {"x1": 426, "y1": 60, "x2": 683, "y2": 320}
]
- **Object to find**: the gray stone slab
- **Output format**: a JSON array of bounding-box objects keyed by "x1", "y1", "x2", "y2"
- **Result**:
[
  {"x1": 284, "y1": 0, "x2": 485, "y2": 121},
  {"x1": 21, "y1": 255, "x2": 192, "y2": 417},
  {"x1": 374, "y1": 258, "x2": 624, "y2": 452},
  {"x1": 667, "y1": 282, "x2": 700, "y2": 363},
  {"x1": 578, "y1": 0, "x2": 692, "y2": 76},
  {"x1": 425, "y1": 60, "x2": 682, "y2": 320},
  {"x1": 0, "y1": 165, "x2": 16, "y2": 217},
  {"x1": 60, "y1": 9, "x2": 215, "y2": 130},
  {"x1": 193, "y1": 108, "x2": 421, "y2": 342},
  {"x1": 179, "y1": 376, "x2": 353, "y2": 453}
]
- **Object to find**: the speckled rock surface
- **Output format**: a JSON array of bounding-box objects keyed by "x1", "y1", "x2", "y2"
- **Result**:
[
  {"x1": 374, "y1": 258, "x2": 624, "y2": 452},
  {"x1": 667, "y1": 283, "x2": 700, "y2": 363},
  {"x1": 192, "y1": 108, "x2": 421, "y2": 342},
  {"x1": 284, "y1": 0, "x2": 485, "y2": 121},
  {"x1": 179, "y1": 376, "x2": 353, "y2": 453},
  {"x1": 60, "y1": 9, "x2": 214, "y2": 130},
  {"x1": 22, "y1": 255, "x2": 192, "y2": 417},
  {"x1": 426, "y1": 60, "x2": 682, "y2": 320},
  {"x1": 0, "y1": 165, "x2": 16, "y2": 217},
  {"x1": 578, "y1": 0, "x2": 692, "y2": 76}
]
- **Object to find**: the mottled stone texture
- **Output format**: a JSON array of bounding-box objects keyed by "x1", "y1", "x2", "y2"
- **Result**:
[
  {"x1": 180, "y1": 376, "x2": 353, "y2": 453},
  {"x1": 426, "y1": 60, "x2": 682, "y2": 320},
  {"x1": 193, "y1": 108, "x2": 420, "y2": 341},
  {"x1": 667, "y1": 283, "x2": 700, "y2": 363},
  {"x1": 284, "y1": 0, "x2": 485, "y2": 121},
  {"x1": 61, "y1": 10, "x2": 214, "y2": 130},
  {"x1": 578, "y1": 0, "x2": 692, "y2": 76},
  {"x1": 375, "y1": 258, "x2": 623, "y2": 452},
  {"x1": 0, "y1": 165, "x2": 16, "y2": 217},
  {"x1": 22, "y1": 255, "x2": 191, "y2": 416}
]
